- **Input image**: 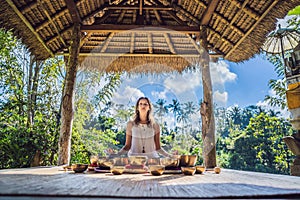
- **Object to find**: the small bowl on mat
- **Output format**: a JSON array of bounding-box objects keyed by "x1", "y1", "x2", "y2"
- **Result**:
[
  {"x1": 181, "y1": 166, "x2": 196, "y2": 175},
  {"x1": 71, "y1": 164, "x2": 88, "y2": 173},
  {"x1": 148, "y1": 165, "x2": 165, "y2": 176},
  {"x1": 110, "y1": 165, "x2": 125, "y2": 175},
  {"x1": 195, "y1": 165, "x2": 206, "y2": 174}
]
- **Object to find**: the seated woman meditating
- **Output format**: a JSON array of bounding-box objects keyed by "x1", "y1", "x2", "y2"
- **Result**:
[{"x1": 115, "y1": 97, "x2": 172, "y2": 159}]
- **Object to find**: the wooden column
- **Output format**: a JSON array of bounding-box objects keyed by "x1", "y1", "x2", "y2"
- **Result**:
[
  {"x1": 200, "y1": 26, "x2": 216, "y2": 168},
  {"x1": 58, "y1": 23, "x2": 81, "y2": 165}
]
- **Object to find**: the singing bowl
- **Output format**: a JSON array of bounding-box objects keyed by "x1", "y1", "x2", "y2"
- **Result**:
[
  {"x1": 71, "y1": 164, "x2": 88, "y2": 173},
  {"x1": 181, "y1": 166, "x2": 196, "y2": 175},
  {"x1": 129, "y1": 156, "x2": 148, "y2": 166},
  {"x1": 180, "y1": 155, "x2": 197, "y2": 167},
  {"x1": 110, "y1": 166, "x2": 125, "y2": 175},
  {"x1": 195, "y1": 165, "x2": 206, "y2": 174},
  {"x1": 149, "y1": 165, "x2": 165, "y2": 176},
  {"x1": 90, "y1": 155, "x2": 99, "y2": 165},
  {"x1": 113, "y1": 157, "x2": 129, "y2": 166},
  {"x1": 160, "y1": 156, "x2": 180, "y2": 167},
  {"x1": 147, "y1": 158, "x2": 161, "y2": 165},
  {"x1": 97, "y1": 156, "x2": 114, "y2": 168}
]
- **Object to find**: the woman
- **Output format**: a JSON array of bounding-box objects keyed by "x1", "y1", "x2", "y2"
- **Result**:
[{"x1": 117, "y1": 97, "x2": 172, "y2": 158}]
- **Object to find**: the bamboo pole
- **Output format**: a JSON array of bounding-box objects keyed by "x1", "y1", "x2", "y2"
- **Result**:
[{"x1": 58, "y1": 23, "x2": 81, "y2": 165}]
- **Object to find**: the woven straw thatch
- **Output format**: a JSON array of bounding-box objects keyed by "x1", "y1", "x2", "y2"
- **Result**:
[{"x1": 1, "y1": 0, "x2": 299, "y2": 72}]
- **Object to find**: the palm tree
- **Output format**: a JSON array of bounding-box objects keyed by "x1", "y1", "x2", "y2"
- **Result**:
[
  {"x1": 183, "y1": 101, "x2": 198, "y2": 131},
  {"x1": 154, "y1": 99, "x2": 168, "y2": 126},
  {"x1": 114, "y1": 104, "x2": 133, "y2": 129},
  {"x1": 167, "y1": 99, "x2": 181, "y2": 128}
]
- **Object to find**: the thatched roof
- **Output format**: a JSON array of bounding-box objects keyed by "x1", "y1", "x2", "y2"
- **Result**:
[{"x1": 1, "y1": 0, "x2": 299, "y2": 72}]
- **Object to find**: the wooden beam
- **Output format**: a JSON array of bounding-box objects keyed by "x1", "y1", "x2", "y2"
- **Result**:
[
  {"x1": 38, "y1": 0, "x2": 66, "y2": 47},
  {"x1": 20, "y1": 0, "x2": 38, "y2": 14},
  {"x1": 46, "y1": 27, "x2": 72, "y2": 45},
  {"x1": 60, "y1": 53, "x2": 201, "y2": 57},
  {"x1": 230, "y1": 0, "x2": 260, "y2": 20},
  {"x1": 217, "y1": 0, "x2": 249, "y2": 43},
  {"x1": 36, "y1": 9, "x2": 69, "y2": 32},
  {"x1": 117, "y1": 10, "x2": 126, "y2": 23},
  {"x1": 148, "y1": 33, "x2": 153, "y2": 54},
  {"x1": 170, "y1": 4, "x2": 201, "y2": 24},
  {"x1": 104, "y1": 5, "x2": 173, "y2": 11},
  {"x1": 187, "y1": 34, "x2": 205, "y2": 55},
  {"x1": 165, "y1": 10, "x2": 186, "y2": 25},
  {"x1": 201, "y1": 0, "x2": 220, "y2": 25},
  {"x1": 153, "y1": 10, "x2": 163, "y2": 24},
  {"x1": 224, "y1": 0, "x2": 279, "y2": 60},
  {"x1": 164, "y1": 33, "x2": 176, "y2": 54},
  {"x1": 35, "y1": 0, "x2": 86, "y2": 32},
  {"x1": 5, "y1": 0, "x2": 54, "y2": 57},
  {"x1": 100, "y1": 33, "x2": 115, "y2": 53},
  {"x1": 130, "y1": 32, "x2": 135, "y2": 53},
  {"x1": 81, "y1": 2, "x2": 110, "y2": 24},
  {"x1": 65, "y1": 0, "x2": 81, "y2": 23},
  {"x1": 139, "y1": 0, "x2": 143, "y2": 15},
  {"x1": 81, "y1": 24, "x2": 201, "y2": 33},
  {"x1": 79, "y1": 32, "x2": 93, "y2": 48}
]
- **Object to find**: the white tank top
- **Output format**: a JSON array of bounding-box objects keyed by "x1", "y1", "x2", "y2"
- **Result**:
[{"x1": 128, "y1": 123, "x2": 159, "y2": 159}]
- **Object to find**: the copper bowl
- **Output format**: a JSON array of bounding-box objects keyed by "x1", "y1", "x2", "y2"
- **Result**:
[
  {"x1": 195, "y1": 165, "x2": 206, "y2": 174},
  {"x1": 149, "y1": 165, "x2": 165, "y2": 176},
  {"x1": 110, "y1": 166, "x2": 125, "y2": 175},
  {"x1": 71, "y1": 164, "x2": 88, "y2": 173},
  {"x1": 147, "y1": 158, "x2": 161, "y2": 165},
  {"x1": 129, "y1": 156, "x2": 148, "y2": 166},
  {"x1": 160, "y1": 156, "x2": 180, "y2": 167},
  {"x1": 98, "y1": 156, "x2": 114, "y2": 168},
  {"x1": 90, "y1": 155, "x2": 99, "y2": 166},
  {"x1": 181, "y1": 166, "x2": 196, "y2": 175},
  {"x1": 180, "y1": 155, "x2": 197, "y2": 167}
]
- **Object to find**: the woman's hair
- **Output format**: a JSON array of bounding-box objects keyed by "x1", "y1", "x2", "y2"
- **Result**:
[{"x1": 133, "y1": 97, "x2": 155, "y2": 126}]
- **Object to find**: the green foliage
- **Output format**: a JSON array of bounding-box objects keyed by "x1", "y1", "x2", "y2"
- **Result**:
[
  {"x1": 217, "y1": 111, "x2": 294, "y2": 174},
  {"x1": 94, "y1": 73, "x2": 121, "y2": 109},
  {"x1": 288, "y1": 5, "x2": 300, "y2": 15}
]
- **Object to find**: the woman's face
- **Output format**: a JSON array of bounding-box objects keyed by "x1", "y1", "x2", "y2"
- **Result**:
[{"x1": 138, "y1": 98, "x2": 150, "y2": 114}]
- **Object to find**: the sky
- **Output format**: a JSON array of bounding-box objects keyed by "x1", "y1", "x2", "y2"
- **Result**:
[
  {"x1": 111, "y1": 22, "x2": 285, "y2": 104},
  {"x1": 111, "y1": 55, "x2": 277, "y2": 108},
  {"x1": 108, "y1": 16, "x2": 296, "y2": 122}
]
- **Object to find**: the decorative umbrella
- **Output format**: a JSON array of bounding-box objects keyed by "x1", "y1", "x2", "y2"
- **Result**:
[
  {"x1": 262, "y1": 25, "x2": 300, "y2": 54},
  {"x1": 262, "y1": 24, "x2": 300, "y2": 76}
]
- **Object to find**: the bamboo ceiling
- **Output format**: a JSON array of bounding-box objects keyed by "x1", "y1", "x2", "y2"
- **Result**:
[{"x1": 0, "y1": 0, "x2": 299, "y2": 72}]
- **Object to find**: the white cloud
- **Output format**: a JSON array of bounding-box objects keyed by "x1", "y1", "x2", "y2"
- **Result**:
[
  {"x1": 210, "y1": 60, "x2": 237, "y2": 86},
  {"x1": 213, "y1": 90, "x2": 228, "y2": 107},
  {"x1": 164, "y1": 71, "x2": 201, "y2": 94},
  {"x1": 112, "y1": 86, "x2": 144, "y2": 105},
  {"x1": 151, "y1": 89, "x2": 167, "y2": 99}
]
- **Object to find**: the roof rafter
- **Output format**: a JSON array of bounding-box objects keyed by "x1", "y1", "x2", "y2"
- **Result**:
[
  {"x1": 230, "y1": 0, "x2": 260, "y2": 20},
  {"x1": 224, "y1": 0, "x2": 279, "y2": 59},
  {"x1": 81, "y1": 24, "x2": 201, "y2": 33},
  {"x1": 200, "y1": 0, "x2": 220, "y2": 25},
  {"x1": 37, "y1": 0, "x2": 66, "y2": 47},
  {"x1": 5, "y1": 0, "x2": 54, "y2": 57},
  {"x1": 65, "y1": 0, "x2": 81, "y2": 23}
]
